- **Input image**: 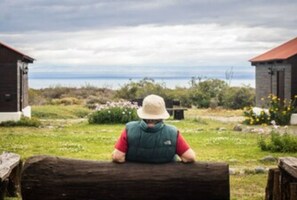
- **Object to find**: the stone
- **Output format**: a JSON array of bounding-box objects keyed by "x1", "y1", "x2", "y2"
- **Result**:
[
  {"x1": 260, "y1": 155, "x2": 277, "y2": 162},
  {"x1": 217, "y1": 127, "x2": 227, "y2": 131},
  {"x1": 229, "y1": 168, "x2": 236, "y2": 175},
  {"x1": 255, "y1": 166, "x2": 266, "y2": 174},
  {"x1": 233, "y1": 124, "x2": 242, "y2": 131}
]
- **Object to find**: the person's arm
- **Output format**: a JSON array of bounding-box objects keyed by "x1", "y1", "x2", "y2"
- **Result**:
[
  {"x1": 176, "y1": 131, "x2": 196, "y2": 163},
  {"x1": 112, "y1": 129, "x2": 128, "y2": 163},
  {"x1": 180, "y1": 148, "x2": 196, "y2": 163}
]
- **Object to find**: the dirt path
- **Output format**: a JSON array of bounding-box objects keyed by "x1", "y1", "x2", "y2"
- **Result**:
[{"x1": 198, "y1": 115, "x2": 245, "y2": 123}]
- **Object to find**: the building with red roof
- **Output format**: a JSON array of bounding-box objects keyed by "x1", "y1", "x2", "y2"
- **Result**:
[
  {"x1": 0, "y1": 41, "x2": 34, "y2": 122},
  {"x1": 250, "y1": 37, "x2": 297, "y2": 106}
]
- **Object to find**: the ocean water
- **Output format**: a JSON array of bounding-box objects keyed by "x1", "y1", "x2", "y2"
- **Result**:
[
  {"x1": 28, "y1": 66, "x2": 255, "y2": 89},
  {"x1": 29, "y1": 77, "x2": 255, "y2": 89}
]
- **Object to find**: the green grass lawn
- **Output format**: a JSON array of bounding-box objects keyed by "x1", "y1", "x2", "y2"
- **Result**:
[{"x1": 1, "y1": 106, "x2": 297, "y2": 200}]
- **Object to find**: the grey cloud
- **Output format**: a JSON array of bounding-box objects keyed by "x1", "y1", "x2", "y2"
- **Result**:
[{"x1": 1, "y1": 0, "x2": 297, "y2": 32}]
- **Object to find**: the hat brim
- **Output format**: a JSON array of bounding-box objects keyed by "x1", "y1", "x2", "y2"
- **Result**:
[{"x1": 137, "y1": 108, "x2": 170, "y2": 120}]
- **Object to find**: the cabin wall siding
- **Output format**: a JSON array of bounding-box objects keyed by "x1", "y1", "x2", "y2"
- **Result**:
[{"x1": 0, "y1": 63, "x2": 18, "y2": 112}]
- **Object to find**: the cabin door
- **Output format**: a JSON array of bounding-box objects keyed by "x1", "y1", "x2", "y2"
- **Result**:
[
  {"x1": 17, "y1": 61, "x2": 23, "y2": 111},
  {"x1": 277, "y1": 70, "x2": 285, "y2": 101}
]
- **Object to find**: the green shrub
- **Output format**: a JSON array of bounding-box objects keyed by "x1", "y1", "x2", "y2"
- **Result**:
[
  {"x1": 190, "y1": 79, "x2": 228, "y2": 108},
  {"x1": 0, "y1": 117, "x2": 41, "y2": 127},
  {"x1": 222, "y1": 86, "x2": 255, "y2": 109},
  {"x1": 85, "y1": 95, "x2": 110, "y2": 109},
  {"x1": 268, "y1": 95, "x2": 297, "y2": 125},
  {"x1": 243, "y1": 107, "x2": 270, "y2": 125},
  {"x1": 50, "y1": 97, "x2": 83, "y2": 105},
  {"x1": 116, "y1": 78, "x2": 168, "y2": 100},
  {"x1": 88, "y1": 101, "x2": 139, "y2": 124},
  {"x1": 258, "y1": 131, "x2": 297, "y2": 152},
  {"x1": 88, "y1": 107, "x2": 139, "y2": 124},
  {"x1": 243, "y1": 95, "x2": 297, "y2": 125}
]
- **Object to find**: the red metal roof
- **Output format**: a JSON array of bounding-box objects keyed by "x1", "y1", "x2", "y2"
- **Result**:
[
  {"x1": 0, "y1": 41, "x2": 35, "y2": 63},
  {"x1": 250, "y1": 37, "x2": 297, "y2": 62}
]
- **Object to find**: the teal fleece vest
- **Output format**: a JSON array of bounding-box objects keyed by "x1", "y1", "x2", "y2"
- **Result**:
[{"x1": 126, "y1": 120, "x2": 178, "y2": 163}]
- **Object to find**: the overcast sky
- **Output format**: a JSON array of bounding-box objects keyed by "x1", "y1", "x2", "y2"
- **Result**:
[{"x1": 1, "y1": 0, "x2": 297, "y2": 76}]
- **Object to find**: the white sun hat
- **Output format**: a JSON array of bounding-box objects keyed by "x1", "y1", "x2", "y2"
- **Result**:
[{"x1": 137, "y1": 94, "x2": 170, "y2": 120}]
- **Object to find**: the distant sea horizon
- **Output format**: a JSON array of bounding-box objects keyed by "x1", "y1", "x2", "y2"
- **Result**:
[
  {"x1": 29, "y1": 76, "x2": 255, "y2": 89},
  {"x1": 29, "y1": 67, "x2": 255, "y2": 89}
]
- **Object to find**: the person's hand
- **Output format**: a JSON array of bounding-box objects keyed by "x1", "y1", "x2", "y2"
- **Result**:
[{"x1": 112, "y1": 149, "x2": 126, "y2": 163}]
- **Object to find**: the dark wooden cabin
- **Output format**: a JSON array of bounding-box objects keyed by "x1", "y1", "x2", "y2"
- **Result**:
[
  {"x1": 250, "y1": 37, "x2": 297, "y2": 107},
  {"x1": 0, "y1": 42, "x2": 34, "y2": 121}
]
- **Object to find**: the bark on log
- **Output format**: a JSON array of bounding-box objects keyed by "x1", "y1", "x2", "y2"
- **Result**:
[
  {"x1": 0, "y1": 152, "x2": 20, "y2": 182},
  {"x1": 265, "y1": 168, "x2": 277, "y2": 200},
  {"x1": 290, "y1": 183, "x2": 297, "y2": 200},
  {"x1": 273, "y1": 169, "x2": 280, "y2": 200},
  {"x1": 0, "y1": 152, "x2": 21, "y2": 200},
  {"x1": 279, "y1": 157, "x2": 297, "y2": 179},
  {"x1": 279, "y1": 157, "x2": 297, "y2": 200},
  {"x1": 0, "y1": 179, "x2": 8, "y2": 200},
  {"x1": 21, "y1": 155, "x2": 230, "y2": 200}
]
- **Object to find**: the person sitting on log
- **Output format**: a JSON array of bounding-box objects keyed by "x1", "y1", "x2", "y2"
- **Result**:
[{"x1": 112, "y1": 94, "x2": 196, "y2": 163}]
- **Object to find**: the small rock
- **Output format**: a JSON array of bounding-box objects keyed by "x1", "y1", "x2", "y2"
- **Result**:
[
  {"x1": 229, "y1": 168, "x2": 236, "y2": 175},
  {"x1": 260, "y1": 155, "x2": 277, "y2": 163},
  {"x1": 255, "y1": 166, "x2": 266, "y2": 174},
  {"x1": 239, "y1": 170, "x2": 245, "y2": 175},
  {"x1": 233, "y1": 124, "x2": 242, "y2": 131},
  {"x1": 218, "y1": 127, "x2": 227, "y2": 131}
]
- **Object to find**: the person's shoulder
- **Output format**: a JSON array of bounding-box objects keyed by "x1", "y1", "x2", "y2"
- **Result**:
[
  {"x1": 126, "y1": 120, "x2": 140, "y2": 127},
  {"x1": 164, "y1": 123, "x2": 178, "y2": 132}
]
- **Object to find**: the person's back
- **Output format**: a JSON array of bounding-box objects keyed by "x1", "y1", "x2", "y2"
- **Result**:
[
  {"x1": 125, "y1": 120, "x2": 177, "y2": 163},
  {"x1": 112, "y1": 94, "x2": 196, "y2": 163}
]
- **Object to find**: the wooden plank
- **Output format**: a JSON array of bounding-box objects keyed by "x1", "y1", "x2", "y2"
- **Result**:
[
  {"x1": 21, "y1": 155, "x2": 230, "y2": 200},
  {"x1": 278, "y1": 157, "x2": 297, "y2": 179},
  {"x1": 0, "y1": 152, "x2": 20, "y2": 182},
  {"x1": 290, "y1": 183, "x2": 297, "y2": 200}
]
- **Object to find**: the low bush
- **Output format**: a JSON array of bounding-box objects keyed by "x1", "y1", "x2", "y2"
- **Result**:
[
  {"x1": 222, "y1": 86, "x2": 255, "y2": 109},
  {"x1": 243, "y1": 95, "x2": 297, "y2": 125},
  {"x1": 85, "y1": 95, "x2": 110, "y2": 109},
  {"x1": 258, "y1": 131, "x2": 297, "y2": 153},
  {"x1": 0, "y1": 117, "x2": 41, "y2": 127},
  {"x1": 243, "y1": 107, "x2": 270, "y2": 125},
  {"x1": 88, "y1": 101, "x2": 139, "y2": 124},
  {"x1": 50, "y1": 97, "x2": 83, "y2": 105}
]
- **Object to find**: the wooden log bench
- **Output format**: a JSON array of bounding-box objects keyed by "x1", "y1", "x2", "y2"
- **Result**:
[
  {"x1": 21, "y1": 155, "x2": 230, "y2": 200},
  {"x1": 0, "y1": 152, "x2": 21, "y2": 200},
  {"x1": 265, "y1": 157, "x2": 297, "y2": 200}
]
